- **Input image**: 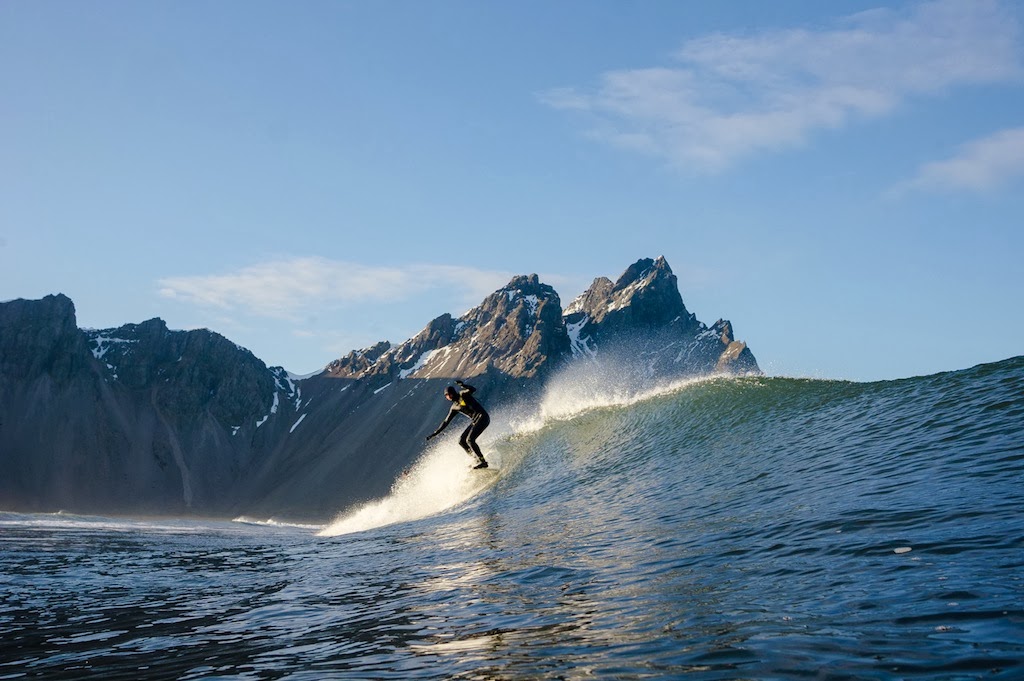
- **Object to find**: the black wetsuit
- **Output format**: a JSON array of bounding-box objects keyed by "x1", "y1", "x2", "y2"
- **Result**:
[{"x1": 429, "y1": 381, "x2": 490, "y2": 462}]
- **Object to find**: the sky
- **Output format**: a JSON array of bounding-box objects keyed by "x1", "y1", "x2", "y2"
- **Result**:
[{"x1": 2, "y1": 0, "x2": 1022, "y2": 382}]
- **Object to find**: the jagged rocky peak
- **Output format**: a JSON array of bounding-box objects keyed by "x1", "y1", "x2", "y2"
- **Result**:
[
  {"x1": 86, "y1": 318, "x2": 278, "y2": 425},
  {"x1": 402, "y1": 273, "x2": 568, "y2": 380},
  {"x1": 325, "y1": 340, "x2": 392, "y2": 378},
  {"x1": 708, "y1": 319, "x2": 760, "y2": 374},
  {"x1": 481, "y1": 274, "x2": 562, "y2": 332},
  {"x1": 710, "y1": 319, "x2": 735, "y2": 344},
  {"x1": 0, "y1": 293, "x2": 78, "y2": 336},
  {"x1": 0, "y1": 293, "x2": 89, "y2": 381},
  {"x1": 87, "y1": 318, "x2": 211, "y2": 386},
  {"x1": 562, "y1": 256, "x2": 760, "y2": 376},
  {"x1": 438, "y1": 273, "x2": 567, "y2": 379},
  {"x1": 567, "y1": 257, "x2": 693, "y2": 329},
  {"x1": 566, "y1": 256, "x2": 698, "y2": 337},
  {"x1": 344, "y1": 314, "x2": 459, "y2": 382},
  {"x1": 391, "y1": 313, "x2": 457, "y2": 369},
  {"x1": 323, "y1": 274, "x2": 572, "y2": 383},
  {"x1": 86, "y1": 318, "x2": 170, "y2": 380},
  {"x1": 564, "y1": 276, "x2": 613, "y2": 319}
]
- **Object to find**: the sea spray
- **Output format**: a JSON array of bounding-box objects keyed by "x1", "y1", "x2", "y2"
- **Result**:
[
  {"x1": 507, "y1": 358, "x2": 722, "y2": 435},
  {"x1": 231, "y1": 516, "x2": 322, "y2": 531},
  {"x1": 317, "y1": 442, "x2": 499, "y2": 536}
]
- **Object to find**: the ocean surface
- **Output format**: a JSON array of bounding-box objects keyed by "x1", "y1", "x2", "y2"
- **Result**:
[{"x1": 2, "y1": 356, "x2": 1023, "y2": 680}]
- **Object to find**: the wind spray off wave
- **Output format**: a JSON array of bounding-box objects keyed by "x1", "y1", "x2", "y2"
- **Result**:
[{"x1": 507, "y1": 360, "x2": 723, "y2": 435}]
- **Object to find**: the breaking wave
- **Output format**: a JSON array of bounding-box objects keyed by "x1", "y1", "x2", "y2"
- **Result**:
[{"x1": 320, "y1": 363, "x2": 767, "y2": 537}]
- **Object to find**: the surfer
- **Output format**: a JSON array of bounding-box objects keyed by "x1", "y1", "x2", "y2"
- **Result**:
[{"x1": 426, "y1": 380, "x2": 490, "y2": 469}]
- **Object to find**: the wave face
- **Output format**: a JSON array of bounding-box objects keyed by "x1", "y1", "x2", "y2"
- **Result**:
[{"x1": 2, "y1": 357, "x2": 1022, "y2": 679}]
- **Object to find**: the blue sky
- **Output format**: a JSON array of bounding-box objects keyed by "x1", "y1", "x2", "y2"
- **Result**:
[{"x1": 2, "y1": 0, "x2": 1022, "y2": 381}]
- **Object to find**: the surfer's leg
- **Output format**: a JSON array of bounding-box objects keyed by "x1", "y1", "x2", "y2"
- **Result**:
[
  {"x1": 461, "y1": 423, "x2": 487, "y2": 469},
  {"x1": 458, "y1": 425, "x2": 474, "y2": 455},
  {"x1": 466, "y1": 415, "x2": 490, "y2": 463}
]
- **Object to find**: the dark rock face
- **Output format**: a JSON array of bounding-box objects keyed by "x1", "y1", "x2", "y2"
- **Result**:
[
  {"x1": 563, "y1": 256, "x2": 757, "y2": 378},
  {"x1": 0, "y1": 294, "x2": 89, "y2": 382},
  {"x1": 415, "y1": 274, "x2": 569, "y2": 381},
  {"x1": 85, "y1": 319, "x2": 277, "y2": 427},
  {"x1": 567, "y1": 257, "x2": 695, "y2": 334},
  {"x1": 0, "y1": 297, "x2": 286, "y2": 516},
  {"x1": 325, "y1": 340, "x2": 392, "y2": 379},
  {"x1": 0, "y1": 256, "x2": 759, "y2": 521},
  {"x1": 707, "y1": 319, "x2": 760, "y2": 375},
  {"x1": 334, "y1": 274, "x2": 569, "y2": 384}
]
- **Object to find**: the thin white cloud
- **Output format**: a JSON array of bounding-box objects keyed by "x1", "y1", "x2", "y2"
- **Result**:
[
  {"x1": 158, "y1": 257, "x2": 514, "y2": 320},
  {"x1": 540, "y1": 0, "x2": 1022, "y2": 173},
  {"x1": 893, "y1": 126, "x2": 1024, "y2": 194}
]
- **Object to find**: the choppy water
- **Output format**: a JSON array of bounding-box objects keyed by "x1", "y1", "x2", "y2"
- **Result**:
[{"x1": 2, "y1": 357, "x2": 1023, "y2": 679}]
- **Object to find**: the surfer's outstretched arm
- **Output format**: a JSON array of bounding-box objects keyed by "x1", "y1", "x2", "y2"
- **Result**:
[
  {"x1": 426, "y1": 405, "x2": 457, "y2": 440},
  {"x1": 456, "y1": 380, "x2": 475, "y2": 395}
]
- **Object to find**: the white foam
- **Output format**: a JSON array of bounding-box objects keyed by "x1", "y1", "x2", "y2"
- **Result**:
[
  {"x1": 231, "y1": 516, "x2": 321, "y2": 531},
  {"x1": 0, "y1": 512, "x2": 205, "y2": 535},
  {"x1": 317, "y1": 444, "x2": 497, "y2": 537}
]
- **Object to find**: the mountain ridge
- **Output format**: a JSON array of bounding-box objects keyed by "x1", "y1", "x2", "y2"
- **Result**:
[{"x1": 0, "y1": 256, "x2": 758, "y2": 520}]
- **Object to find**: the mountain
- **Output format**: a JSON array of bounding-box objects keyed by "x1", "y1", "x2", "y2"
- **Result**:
[
  {"x1": 564, "y1": 256, "x2": 758, "y2": 376},
  {"x1": 0, "y1": 257, "x2": 758, "y2": 520},
  {"x1": 326, "y1": 274, "x2": 569, "y2": 385},
  {"x1": 0, "y1": 294, "x2": 295, "y2": 516}
]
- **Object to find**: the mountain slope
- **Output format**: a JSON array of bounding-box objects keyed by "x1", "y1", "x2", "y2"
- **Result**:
[{"x1": 0, "y1": 256, "x2": 758, "y2": 520}]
